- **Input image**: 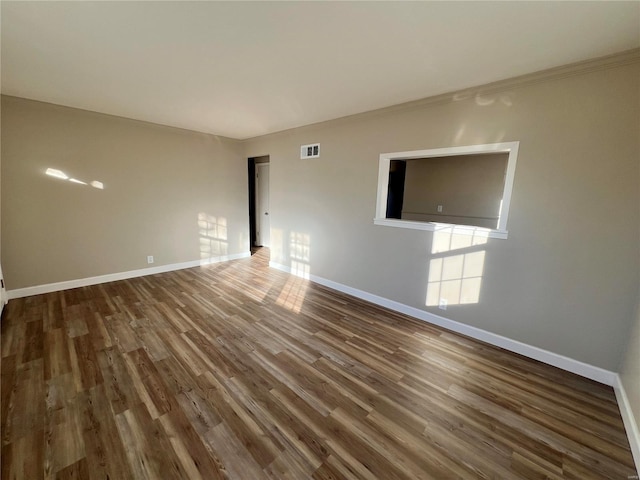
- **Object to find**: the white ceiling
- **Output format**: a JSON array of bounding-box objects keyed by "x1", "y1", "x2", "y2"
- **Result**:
[{"x1": 2, "y1": 1, "x2": 639, "y2": 140}]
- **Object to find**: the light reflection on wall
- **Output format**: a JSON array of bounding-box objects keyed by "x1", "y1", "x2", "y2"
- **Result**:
[
  {"x1": 426, "y1": 251, "x2": 485, "y2": 306},
  {"x1": 276, "y1": 231, "x2": 311, "y2": 312},
  {"x1": 45, "y1": 168, "x2": 104, "y2": 189},
  {"x1": 431, "y1": 224, "x2": 488, "y2": 254},
  {"x1": 198, "y1": 213, "x2": 228, "y2": 261},
  {"x1": 270, "y1": 228, "x2": 284, "y2": 264},
  {"x1": 427, "y1": 225, "x2": 488, "y2": 307},
  {"x1": 289, "y1": 231, "x2": 310, "y2": 279}
]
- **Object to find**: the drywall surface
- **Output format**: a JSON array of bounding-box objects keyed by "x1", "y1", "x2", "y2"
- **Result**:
[
  {"x1": 620, "y1": 292, "x2": 640, "y2": 453},
  {"x1": 243, "y1": 61, "x2": 640, "y2": 371},
  {"x1": 2, "y1": 96, "x2": 248, "y2": 289}
]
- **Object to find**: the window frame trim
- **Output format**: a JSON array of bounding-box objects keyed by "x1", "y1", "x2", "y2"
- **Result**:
[{"x1": 374, "y1": 141, "x2": 520, "y2": 240}]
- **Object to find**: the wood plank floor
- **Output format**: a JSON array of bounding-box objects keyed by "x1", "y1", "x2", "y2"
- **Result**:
[{"x1": 1, "y1": 249, "x2": 637, "y2": 479}]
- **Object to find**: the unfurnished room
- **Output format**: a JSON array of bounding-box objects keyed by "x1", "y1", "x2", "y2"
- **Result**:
[{"x1": 0, "y1": 1, "x2": 639, "y2": 479}]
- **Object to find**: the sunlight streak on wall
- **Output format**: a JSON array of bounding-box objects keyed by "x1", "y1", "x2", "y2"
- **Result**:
[
  {"x1": 426, "y1": 250, "x2": 485, "y2": 306},
  {"x1": 431, "y1": 224, "x2": 489, "y2": 254},
  {"x1": 290, "y1": 231, "x2": 310, "y2": 279},
  {"x1": 270, "y1": 228, "x2": 284, "y2": 265},
  {"x1": 198, "y1": 213, "x2": 228, "y2": 259},
  {"x1": 428, "y1": 225, "x2": 487, "y2": 307},
  {"x1": 45, "y1": 168, "x2": 68, "y2": 179},
  {"x1": 45, "y1": 167, "x2": 104, "y2": 189}
]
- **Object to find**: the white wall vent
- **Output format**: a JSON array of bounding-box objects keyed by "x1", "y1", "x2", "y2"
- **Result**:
[{"x1": 300, "y1": 143, "x2": 320, "y2": 159}]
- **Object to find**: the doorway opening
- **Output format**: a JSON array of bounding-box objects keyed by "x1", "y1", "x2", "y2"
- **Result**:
[{"x1": 248, "y1": 156, "x2": 270, "y2": 255}]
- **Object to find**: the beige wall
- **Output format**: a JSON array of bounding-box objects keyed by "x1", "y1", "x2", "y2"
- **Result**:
[
  {"x1": 1, "y1": 96, "x2": 249, "y2": 289},
  {"x1": 620, "y1": 292, "x2": 640, "y2": 459},
  {"x1": 244, "y1": 61, "x2": 640, "y2": 371},
  {"x1": 402, "y1": 153, "x2": 507, "y2": 228}
]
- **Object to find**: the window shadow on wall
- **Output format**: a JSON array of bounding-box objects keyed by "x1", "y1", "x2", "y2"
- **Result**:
[
  {"x1": 198, "y1": 213, "x2": 228, "y2": 262},
  {"x1": 426, "y1": 225, "x2": 489, "y2": 307},
  {"x1": 275, "y1": 231, "x2": 311, "y2": 313}
]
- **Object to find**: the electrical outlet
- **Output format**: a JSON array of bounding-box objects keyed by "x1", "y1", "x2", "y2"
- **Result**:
[
  {"x1": 437, "y1": 205, "x2": 443, "y2": 213},
  {"x1": 147, "y1": 256, "x2": 154, "y2": 264},
  {"x1": 438, "y1": 298, "x2": 447, "y2": 310}
]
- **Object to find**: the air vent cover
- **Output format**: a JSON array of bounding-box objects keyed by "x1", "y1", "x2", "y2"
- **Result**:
[{"x1": 300, "y1": 143, "x2": 320, "y2": 159}]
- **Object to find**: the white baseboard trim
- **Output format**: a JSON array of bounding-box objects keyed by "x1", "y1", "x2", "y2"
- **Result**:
[
  {"x1": 614, "y1": 375, "x2": 640, "y2": 474},
  {"x1": 269, "y1": 261, "x2": 617, "y2": 386},
  {"x1": 7, "y1": 252, "x2": 251, "y2": 300}
]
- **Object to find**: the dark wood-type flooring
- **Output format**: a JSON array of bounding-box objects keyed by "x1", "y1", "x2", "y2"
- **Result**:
[{"x1": 1, "y1": 249, "x2": 637, "y2": 479}]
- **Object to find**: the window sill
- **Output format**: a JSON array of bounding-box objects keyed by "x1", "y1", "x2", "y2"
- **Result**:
[{"x1": 373, "y1": 218, "x2": 509, "y2": 240}]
